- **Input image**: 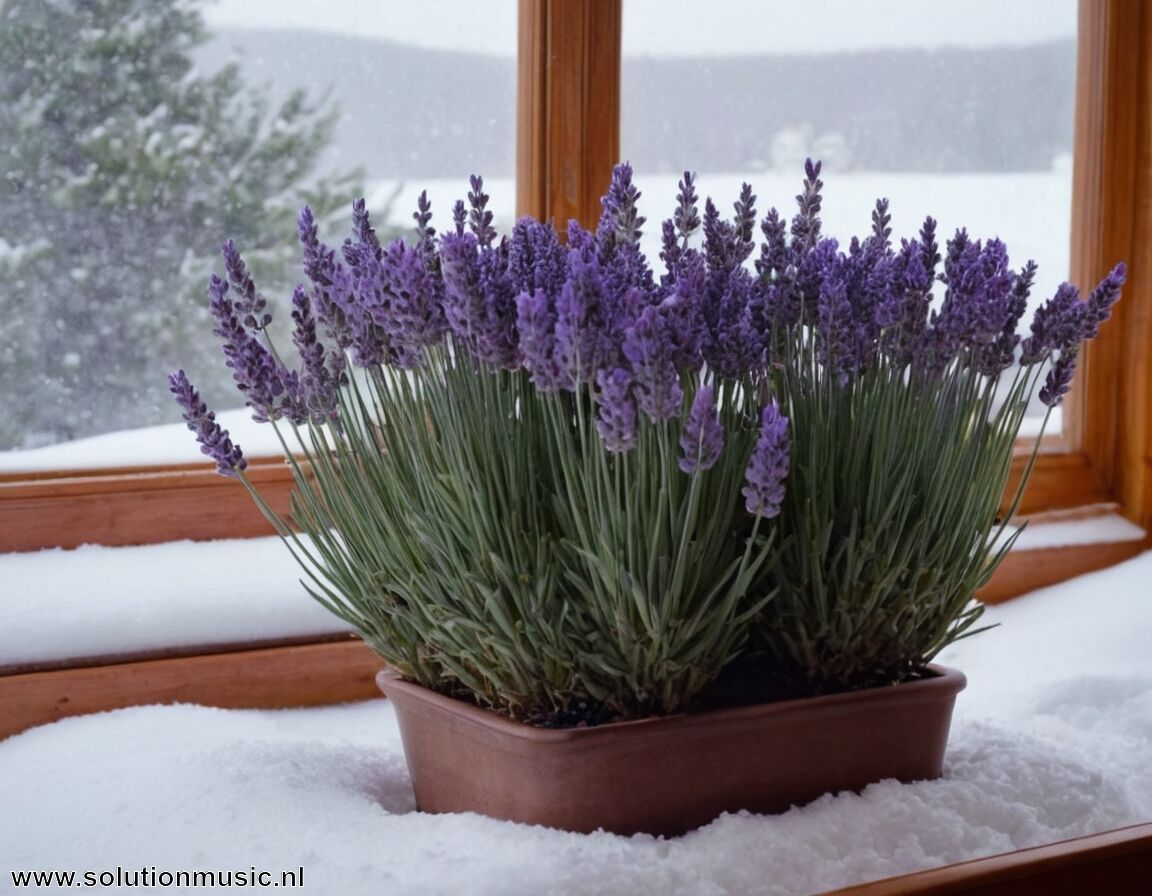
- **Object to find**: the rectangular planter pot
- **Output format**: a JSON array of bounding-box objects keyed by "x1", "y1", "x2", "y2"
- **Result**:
[{"x1": 377, "y1": 664, "x2": 966, "y2": 837}]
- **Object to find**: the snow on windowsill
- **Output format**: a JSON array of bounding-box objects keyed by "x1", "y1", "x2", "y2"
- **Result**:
[
  {"x1": 0, "y1": 508, "x2": 1144, "y2": 671},
  {"x1": 0, "y1": 536, "x2": 352, "y2": 671},
  {"x1": 1, "y1": 547, "x2": 1150, "y2": 895},
  {"x1": 1011, "y1": 510, "x2": 1146, "y2": 551},
  {"x1": 0, "y1": 409, "x2": 290, "y2": 474}
]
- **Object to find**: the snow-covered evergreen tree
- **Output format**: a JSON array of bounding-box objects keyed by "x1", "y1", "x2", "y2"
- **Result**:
[{"x1": 0, "y1": 0, "x2": 359, "y2": 449}]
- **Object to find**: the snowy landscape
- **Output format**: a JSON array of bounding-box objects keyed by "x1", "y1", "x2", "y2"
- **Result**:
[{"x1": 2, "y1": 546, "x2": 1150, "y2": 895}]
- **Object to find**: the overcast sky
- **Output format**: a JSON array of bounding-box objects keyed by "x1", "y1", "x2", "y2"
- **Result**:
[{"x1": 204, "y1": 0, "x2": 1077, "y2": 57}]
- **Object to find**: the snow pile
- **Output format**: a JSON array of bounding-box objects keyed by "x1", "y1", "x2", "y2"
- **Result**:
[
  {"x1": 2, "y1": 552, "x2": 1151, "y2": 894},
  {"x1": 0, "y1": 537, "x2": 350, "y2": 669}
]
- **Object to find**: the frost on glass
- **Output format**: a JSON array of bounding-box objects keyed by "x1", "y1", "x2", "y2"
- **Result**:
[
  {"x1": 0, "y1": 0, "x2": 515, "y2": 469},
  {"x1": 622, "y1": 0, "x2": 1077, "y2": 431}
]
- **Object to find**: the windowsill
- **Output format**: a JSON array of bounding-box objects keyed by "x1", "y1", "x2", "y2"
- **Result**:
[
  {"x1": 1, "y1": 507, "x2": 1145, "y2": 675},
  {"x1": 2, "y1": 542, "x2": 1151, "y2": 894}
]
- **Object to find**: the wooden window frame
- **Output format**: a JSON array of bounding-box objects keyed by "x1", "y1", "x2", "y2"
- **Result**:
[{"x1": 2, "y1": 0, "x2": 1149, "y2": 571}]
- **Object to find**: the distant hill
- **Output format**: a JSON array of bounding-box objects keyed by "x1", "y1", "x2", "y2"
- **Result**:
[
  {"x1": 196, "y1": 28, "x2": 1075, "y2": 179},
  {"x1": 195, "y1": 29, "x2": 517, "y2": 180}
]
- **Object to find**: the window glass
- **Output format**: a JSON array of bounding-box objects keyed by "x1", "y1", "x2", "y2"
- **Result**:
[
  {"x1": 0, "y1": 0, "x2": 516, "y2": 471},
  {"x1": 622, "y1": 0, "x2": 1077, "y2": 434}
]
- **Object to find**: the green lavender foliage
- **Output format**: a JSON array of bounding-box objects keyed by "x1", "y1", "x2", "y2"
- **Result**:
[
  {"x1": 762, "y1": 340, "x2": 1033, "y2": 691},
  {"x1": 255, "y1": 358, "x2": 774, "y2": 724}
]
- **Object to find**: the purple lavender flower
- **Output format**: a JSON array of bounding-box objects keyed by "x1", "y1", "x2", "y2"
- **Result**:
[
  {"x1": 743, "y1": 401, "x2": 790, "y2": 518},
  {"x1": 701, "y1": 268, "x2": 763, "y2": 380},
  {"x1": 756, "y1": 207, "x2": 789, "y2": 281},
  {"x1": 659, "y1": 219, "x2": 684, "y2": 285},
  {"x1": 791, "y1": 235, "x2": 839, "y2": 329},
  {"x1": 839, "y1": 216, "x2": 897, "y2": 373},
  {"x1": 1020, "y1": 282, "x2": 1085, "y2": 363},
  {"x1": 660, "y1": 172, "x2": 701, "y2": 283},
  {"x1": 594, "y1": 368, "x2": 637, "y2": 453},
  {"x1": 870, "y1": 198, "x2": 892, "y2": 246},
  {"x1": 439, "y1": 230, "x2": 519, "y2": 368},
  {"x1": 292, "y1": 286, "x2": 345, "y2": 422},
  {"x1": 1040, "y1": 350, "x2": 1078, "y2": 407},
  {"x1": 702, "y1": 198, "x2": 737, "y2": 272},
  {"x1": 624, "y1": 304, "x2": 683, "y2": 421},
  {"x1": 436, "y1": 231, "x2": 484, "y2": 342},
  {"x1": 920, "y1": 232, "x2": 1016, "y2": 374},
  {"x1": 372, "y1": 238, "x2": 448, "y2": 367},
  {"x1": 554, "y1": 252, "x2": 616, "y2": 389},
  {"x1": 339, "y1": 223, "x2": 398, "y2": 369},
  {"x1": 597, "y1": 162, "x2": 646, "y2": 252},
  {"x1": 1081, "y1": 262, "x2": 1127, "y2": 339},
  {"x1": 208, "y1": 274, "x2": 298, "y2": 422},
  {"x1": 412, "y1": 190, "x2": 435, "y2": 253},
  {"x1": 567, "y1": 220, "x2": 595, "y2": 258},
  {"x1": 816, "y1": 250, "x2": 858, "y2": 384},
  {"x1": 974, "y1": 260, "x2": 1036, "y2": 377},
  {"x1": 451, "y1": 199, "x2": 467, "y2": 236},
  {"x1": 516, "y1": 288, "x2": 561, "y2": 392},
  {"x1": 476, "y1": 247, "x2": 520, "y2": 368},
  {"x1": 919, "y1": 217, "x2": 941, "y2": 277},
  {"x1": 733, "y1": 183, "x2": 758, "y2": 261},
  {"x1": 168, "y1": 370, "x2": 247, "y2": 476},
  {"x1": 662, "y1": 258, "x2": 707, "y2": 371},
  {"x1": 935, "y1": 234, "x2": 1016, "y2": 350},
  {"x1": 508, "y1": 217, "x2": 566, "y2": 301},
  {"x1": 298, "y1": 206, "x2": 355, "y2": 352},
  {"x1": 674, "y1": 171, "x2": 701, "y2": 241},
  {"x1": 678, "y1": 384, "x2": 724, "y2": 473},
  {"x1": 221, "y1": 240, "x2": 271, "y2": 331},
  {"x1": 790, "y1": 158, "x2": 823, "y2": 260},
  {"x1": 877, "y1": 236, "x2": 934, "y2": 368},
  {"x1": 467, "y1": 175, "x2": 497, "y2": 247},
  {"x1": 594, "y1": 164, "x2": 655, "y2": 306},
  {"x1": 352, "y1": 198, "x2": 383, "y2": 261}
]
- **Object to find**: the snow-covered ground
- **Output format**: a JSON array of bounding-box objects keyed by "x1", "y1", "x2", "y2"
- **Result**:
[
  {"x1": 2, "y1": 546, "x2": 1150, "y2": 894},
  {"x1": 0, "y1": 169, "x2": 1071, "y2": 473}
]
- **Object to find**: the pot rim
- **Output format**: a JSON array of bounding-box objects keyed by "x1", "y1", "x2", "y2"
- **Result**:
[{"x1": 377, "y1": 663, "x2": 967, "y2": 744}]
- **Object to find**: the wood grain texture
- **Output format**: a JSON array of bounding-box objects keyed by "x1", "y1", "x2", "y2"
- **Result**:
[
  {"x1": 0, "y1": 639, "x2": 382, "y2": 741},
  {"x1": 819, "y1": 823, "x2": 1152, "y2": 895},
  {"x1": 1003, "y1": 450, "x2": 1112, "y2": 516},
  {"x1": 516, "y1": 0, "x2": 621, "y2": 228},
  {"x1": 0, "y1": 461, "x2": 291, "y2": 552},
  {"x1": 1073, "y1": 1, "x2": 1152, "y2": 531},
  {"x1": 977, "y1": 536, "x2": 1148, "y2": 604}
]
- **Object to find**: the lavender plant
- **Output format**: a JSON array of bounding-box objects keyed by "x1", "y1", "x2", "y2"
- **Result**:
[
  {"x1": 172, "y1": 168, "x2": 789, "y2": 725},
  {"x1": 753, "y1": 160, "x2": 1125, "y2": 692},
  {"x1": 173, "y1": 161, "x2": 1122, "y2": 716}
]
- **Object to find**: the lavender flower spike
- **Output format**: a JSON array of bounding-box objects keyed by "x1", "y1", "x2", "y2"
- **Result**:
[
  {"x1": 168, "y1": 370, "x2": 247, "y2": 476},
  {"x1": 221, "y1": 239, "x2": 271, "y2": 331},
  {"x1": 679, "y1": 384, "x2": 725, "y2": 473},
  {"x1": 743, "y1": 401, "x2": 790, "y2": 517},
  {"x1": 1081, "y1": 262, "x2": 1127, "y2": 340},
  {"x1": 595, "y1": 368, "x2": 638, "y2": 453},
  {"x1": 516, "y1": 288, "x2": 561, "y2": 392},
  {"x1": 1040, "y1": 350, "x2": 1078, "y2": 408}
]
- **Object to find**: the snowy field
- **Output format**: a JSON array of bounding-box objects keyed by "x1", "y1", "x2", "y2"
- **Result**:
[
  {"x1": 2, "y1": 548, "x2": 1151, "y2": 895},
  {"x1": 0, "y1": 169, "x2": 1070, "y2": 473}
]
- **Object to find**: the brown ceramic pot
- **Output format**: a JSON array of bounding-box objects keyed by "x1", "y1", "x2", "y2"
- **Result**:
[{"x1": 377, "y1": 664, "x2": 966, "y2": 837}]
